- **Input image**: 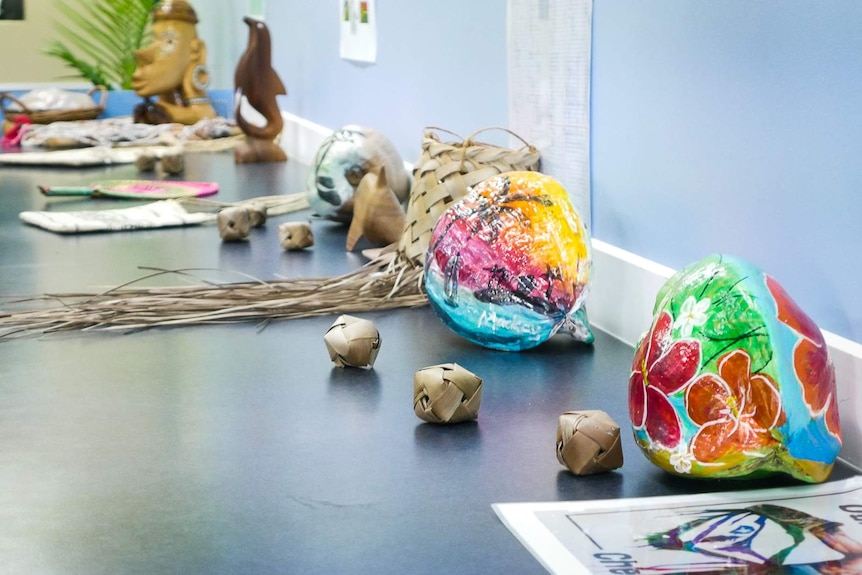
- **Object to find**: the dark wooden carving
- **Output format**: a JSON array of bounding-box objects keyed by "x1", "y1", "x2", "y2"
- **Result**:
[{"x1": 234, "y1": 17, "x2": 288, "y2": 163}]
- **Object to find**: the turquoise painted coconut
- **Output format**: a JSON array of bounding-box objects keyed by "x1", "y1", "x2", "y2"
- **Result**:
[{"x1": 629, "y1": 254, "x2": 841, "y2": 483}]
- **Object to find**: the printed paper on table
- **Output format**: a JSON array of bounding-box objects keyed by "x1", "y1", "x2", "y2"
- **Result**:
[{"x1": 493, "y1": 476, "x2": 862, "y2": 574}]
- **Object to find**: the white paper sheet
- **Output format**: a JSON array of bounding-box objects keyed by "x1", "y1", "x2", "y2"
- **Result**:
[
  {"x1": 20, "y1": 200, "x2": 215, "y2": 234},
  {"x1": 507, "y1": 0, "x2": 592, "y2": 224},
  {"x1": 339, "y1": 0, "x2": 377, "y2": 64},
  {"x1": 494, "y1": 476, "x2": 862, "y2": 574}
]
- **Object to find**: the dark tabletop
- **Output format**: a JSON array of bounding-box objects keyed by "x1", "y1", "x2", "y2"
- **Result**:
[{"x1": 0, "y1": 151, "x2": 856, "y2": 574}]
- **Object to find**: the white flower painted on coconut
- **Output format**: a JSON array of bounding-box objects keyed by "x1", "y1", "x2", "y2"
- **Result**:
[
  {"x1": 669, "y1": 444, "x2": 694, "y2": 474},
  {"x1": 673, "y1": 296, "x2": 710, "y2": 338}
]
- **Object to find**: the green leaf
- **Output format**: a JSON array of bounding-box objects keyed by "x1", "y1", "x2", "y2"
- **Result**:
[
  {"x1": 45, "y1": 0, "x2": 161, "y2": 89},
  {"x1": 45, "y1": 42, "x2": 110, "y2": 88}
]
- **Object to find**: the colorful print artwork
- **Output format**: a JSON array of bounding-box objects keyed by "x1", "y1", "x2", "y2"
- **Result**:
[
  {"x1": 644, "y1": 503, "x2": 862, "y2": 571},
  {"x1": 629, "y1": 254, "x2": 842, "y2": 483},
  {"x1": 494, "y1": 477, "x2": 862, "y2": 574},
  {"x1": 424, "y1": 171, "x2": 593, "y2": 351}
]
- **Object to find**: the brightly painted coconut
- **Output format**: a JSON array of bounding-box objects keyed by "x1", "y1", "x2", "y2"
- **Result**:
[
  {"x1": 305, "y1": 125, "x2": 410, "y2": 223},
  {"x1": 424, "y1": 171, "x2": 593, "y2": 351},
  {"x1": 629, "y1": 254, "x2": 842, "y2": 483}
]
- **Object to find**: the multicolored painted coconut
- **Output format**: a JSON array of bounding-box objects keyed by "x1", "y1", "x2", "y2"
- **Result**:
[
  {"x1": 424, "y1": 171, "x2": 593, "y2": 351},
  {"x1": 629, "y1": 254, "x2": 842, "y2": 483}
]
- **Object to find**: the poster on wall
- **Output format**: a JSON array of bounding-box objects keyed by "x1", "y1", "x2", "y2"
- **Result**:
[
  {"x1": 507, "y1": 0, "x2": 592, "y2": 224},
  {"x1": 339, "y1": 0, "x2": 377, "y2": 64},
  {"x1": 493, "y1": 476, "x2": 862, "y2": 574},
  {"x1": 0, "y1": 0, "x2": 25, "y2": 20}
]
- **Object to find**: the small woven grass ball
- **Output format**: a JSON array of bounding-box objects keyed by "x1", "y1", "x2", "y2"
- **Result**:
[
  {"x1": 413, "y1": 363, "x2": 482, "y2": 424},
  {"x1": 246, "y1": 204, "x2": 267, "y2": 228},
  {"x1": 556, "y1": 410, "x2": 623, "y2": 476},
  {"x1": 278, "y1": 221, "x2": 314, "y2": 250},
  {"x1": 217, "y1": 206, "x2": 252, "y2": 241},
  {"x1": 324, "y1": 315, "x2": 381, "y2": 368},
  {"x1": 135, "y1": 152, "x2": 158, "y2": 172},
  {"x1": 161, "y1": 151, "x2": 185, "y2": 174}
]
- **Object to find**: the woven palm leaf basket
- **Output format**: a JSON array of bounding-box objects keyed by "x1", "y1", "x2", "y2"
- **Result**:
[
  {"x1": 1, "y1": 86, "x2": 108, "y2": 125},
  {"x1": 0, "y1": 127, "x2": 539, "y2": 337}
]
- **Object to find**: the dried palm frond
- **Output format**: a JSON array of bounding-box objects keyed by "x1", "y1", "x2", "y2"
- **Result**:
[
  {"x1": 0, "y1": 127, "x2": 539, "y2": 338},
  {"x1": 0, "y1": 256, "x2": 426, "y2": 338}
]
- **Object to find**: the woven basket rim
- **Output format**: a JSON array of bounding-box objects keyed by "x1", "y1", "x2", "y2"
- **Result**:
[
  {"x1": 423, "y1": 125, "x2": 538, "y2": 153},
  {"x1": 1, "y1": 86, "x2": 108, "y2": 124}
]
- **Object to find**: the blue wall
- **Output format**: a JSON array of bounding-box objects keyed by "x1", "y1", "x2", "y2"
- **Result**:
[
  {"x1": 591, "y1": 2, "x2": 862, "y2": 343},
  {"x1": 268, "y1": 1, "x2": 509, "y2": 161},
  {"x1": 268, "y1": 1, "x2": 862, "y2": 344}
]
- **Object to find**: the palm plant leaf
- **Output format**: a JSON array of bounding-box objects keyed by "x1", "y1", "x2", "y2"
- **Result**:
[
  {"x1": 44, "y1": 44, "x2": 110, "y2": 87},
  {"x1": 51, "y1": 23, "x2": 116, "y2": 68},
  {"x1": 46, "y1": 0, "x2": 160, "y2": 89},
  {"x1": 54, "y1": 4, "x2": 128, "y2": 67}
]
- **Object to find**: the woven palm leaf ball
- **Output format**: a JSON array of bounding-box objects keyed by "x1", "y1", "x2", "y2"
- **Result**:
[
  {"x1": 424, "y1": 171, "x2": 593, "y2": 351},
  {"x1": 323, "y1": 314, "x2": 381, "y2": 369}
]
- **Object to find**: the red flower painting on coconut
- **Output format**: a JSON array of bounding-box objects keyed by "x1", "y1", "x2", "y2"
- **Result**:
[
  {"x1": 629, "y1": 311, "x2": 701, "y2": 448},
  {"x1": 766, "y1": 275, "x2": 841, "y2": 439},
  {"x1": 685, "y1": 349, "x2": 785, "y2": 463}
]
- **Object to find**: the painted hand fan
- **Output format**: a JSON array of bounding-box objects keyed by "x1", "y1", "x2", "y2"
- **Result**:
[{"x1": 38, "y1": 180, "x2": 219, "y2": 200}]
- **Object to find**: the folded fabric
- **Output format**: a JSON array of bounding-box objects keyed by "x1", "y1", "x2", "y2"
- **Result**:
[
  {"x1": 17, "y1": 116, "x2": 239, "y2": 149},
  {"x1": 0, "y1": 146, "x2": 175, "y2": 167},
  {"x1": 19, "y1": 200, "x2": 216, "y2": 234}
]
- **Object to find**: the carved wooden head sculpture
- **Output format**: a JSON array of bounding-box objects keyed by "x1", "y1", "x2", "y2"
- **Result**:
[{"x1": 132, "y1": 0, "x2": 216, "y2": 125}]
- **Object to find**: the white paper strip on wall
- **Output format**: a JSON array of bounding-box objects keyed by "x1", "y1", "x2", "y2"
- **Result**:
[
  {"x1": 339, "y1": 0, "x2": 377, "y2": 64},
  {"x1": 507, "y1": 0, "x2": 593, "y2": 224}
]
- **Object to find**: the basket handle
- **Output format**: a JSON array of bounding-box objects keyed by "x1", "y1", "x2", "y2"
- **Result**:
[
  {"x1": 464, "y1": 126, "x2": 535, "y2": 151},
  {"x1": 422, "y1": 126, "x2": 535, "y2": 151},
  {"x1": 0, "y1": 92, "x2": 32, "y2": 115},
  {"x1": 421, "y1": 125, "x2": 538, "y2": 172},
  {"x1": 88, "y1": 86, "x2": 108, "y2": 111},
  {"x1": 423, "y1": 126, "x2": 465, "y2": 142},
  {"x1": 461, "y1": 127, "x2": 537, "y2": 169}
]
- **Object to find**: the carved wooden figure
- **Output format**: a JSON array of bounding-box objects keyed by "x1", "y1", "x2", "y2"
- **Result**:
[
  {"x1": 345, "y1": 166, "x2": 406, "y2": 251},
  {"x1": 234, "y1": 17, "x2": 287, "y2": 164},
  {"x1": 131, "y1": 0, "x2": 216, "y2": 125}
]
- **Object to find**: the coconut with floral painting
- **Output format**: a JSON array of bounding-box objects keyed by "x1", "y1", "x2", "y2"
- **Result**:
[{"x1": 628, "y1": 254, "x2": 841, "y2": 483}]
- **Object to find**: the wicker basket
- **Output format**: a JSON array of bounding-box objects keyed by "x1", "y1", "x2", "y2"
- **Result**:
[
  {"x1": 397, "y1": 126, "x2": 541, "y2": 266},
  {"x1": 1, "y1": 86, "x2": 108, "y2": 124}
]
